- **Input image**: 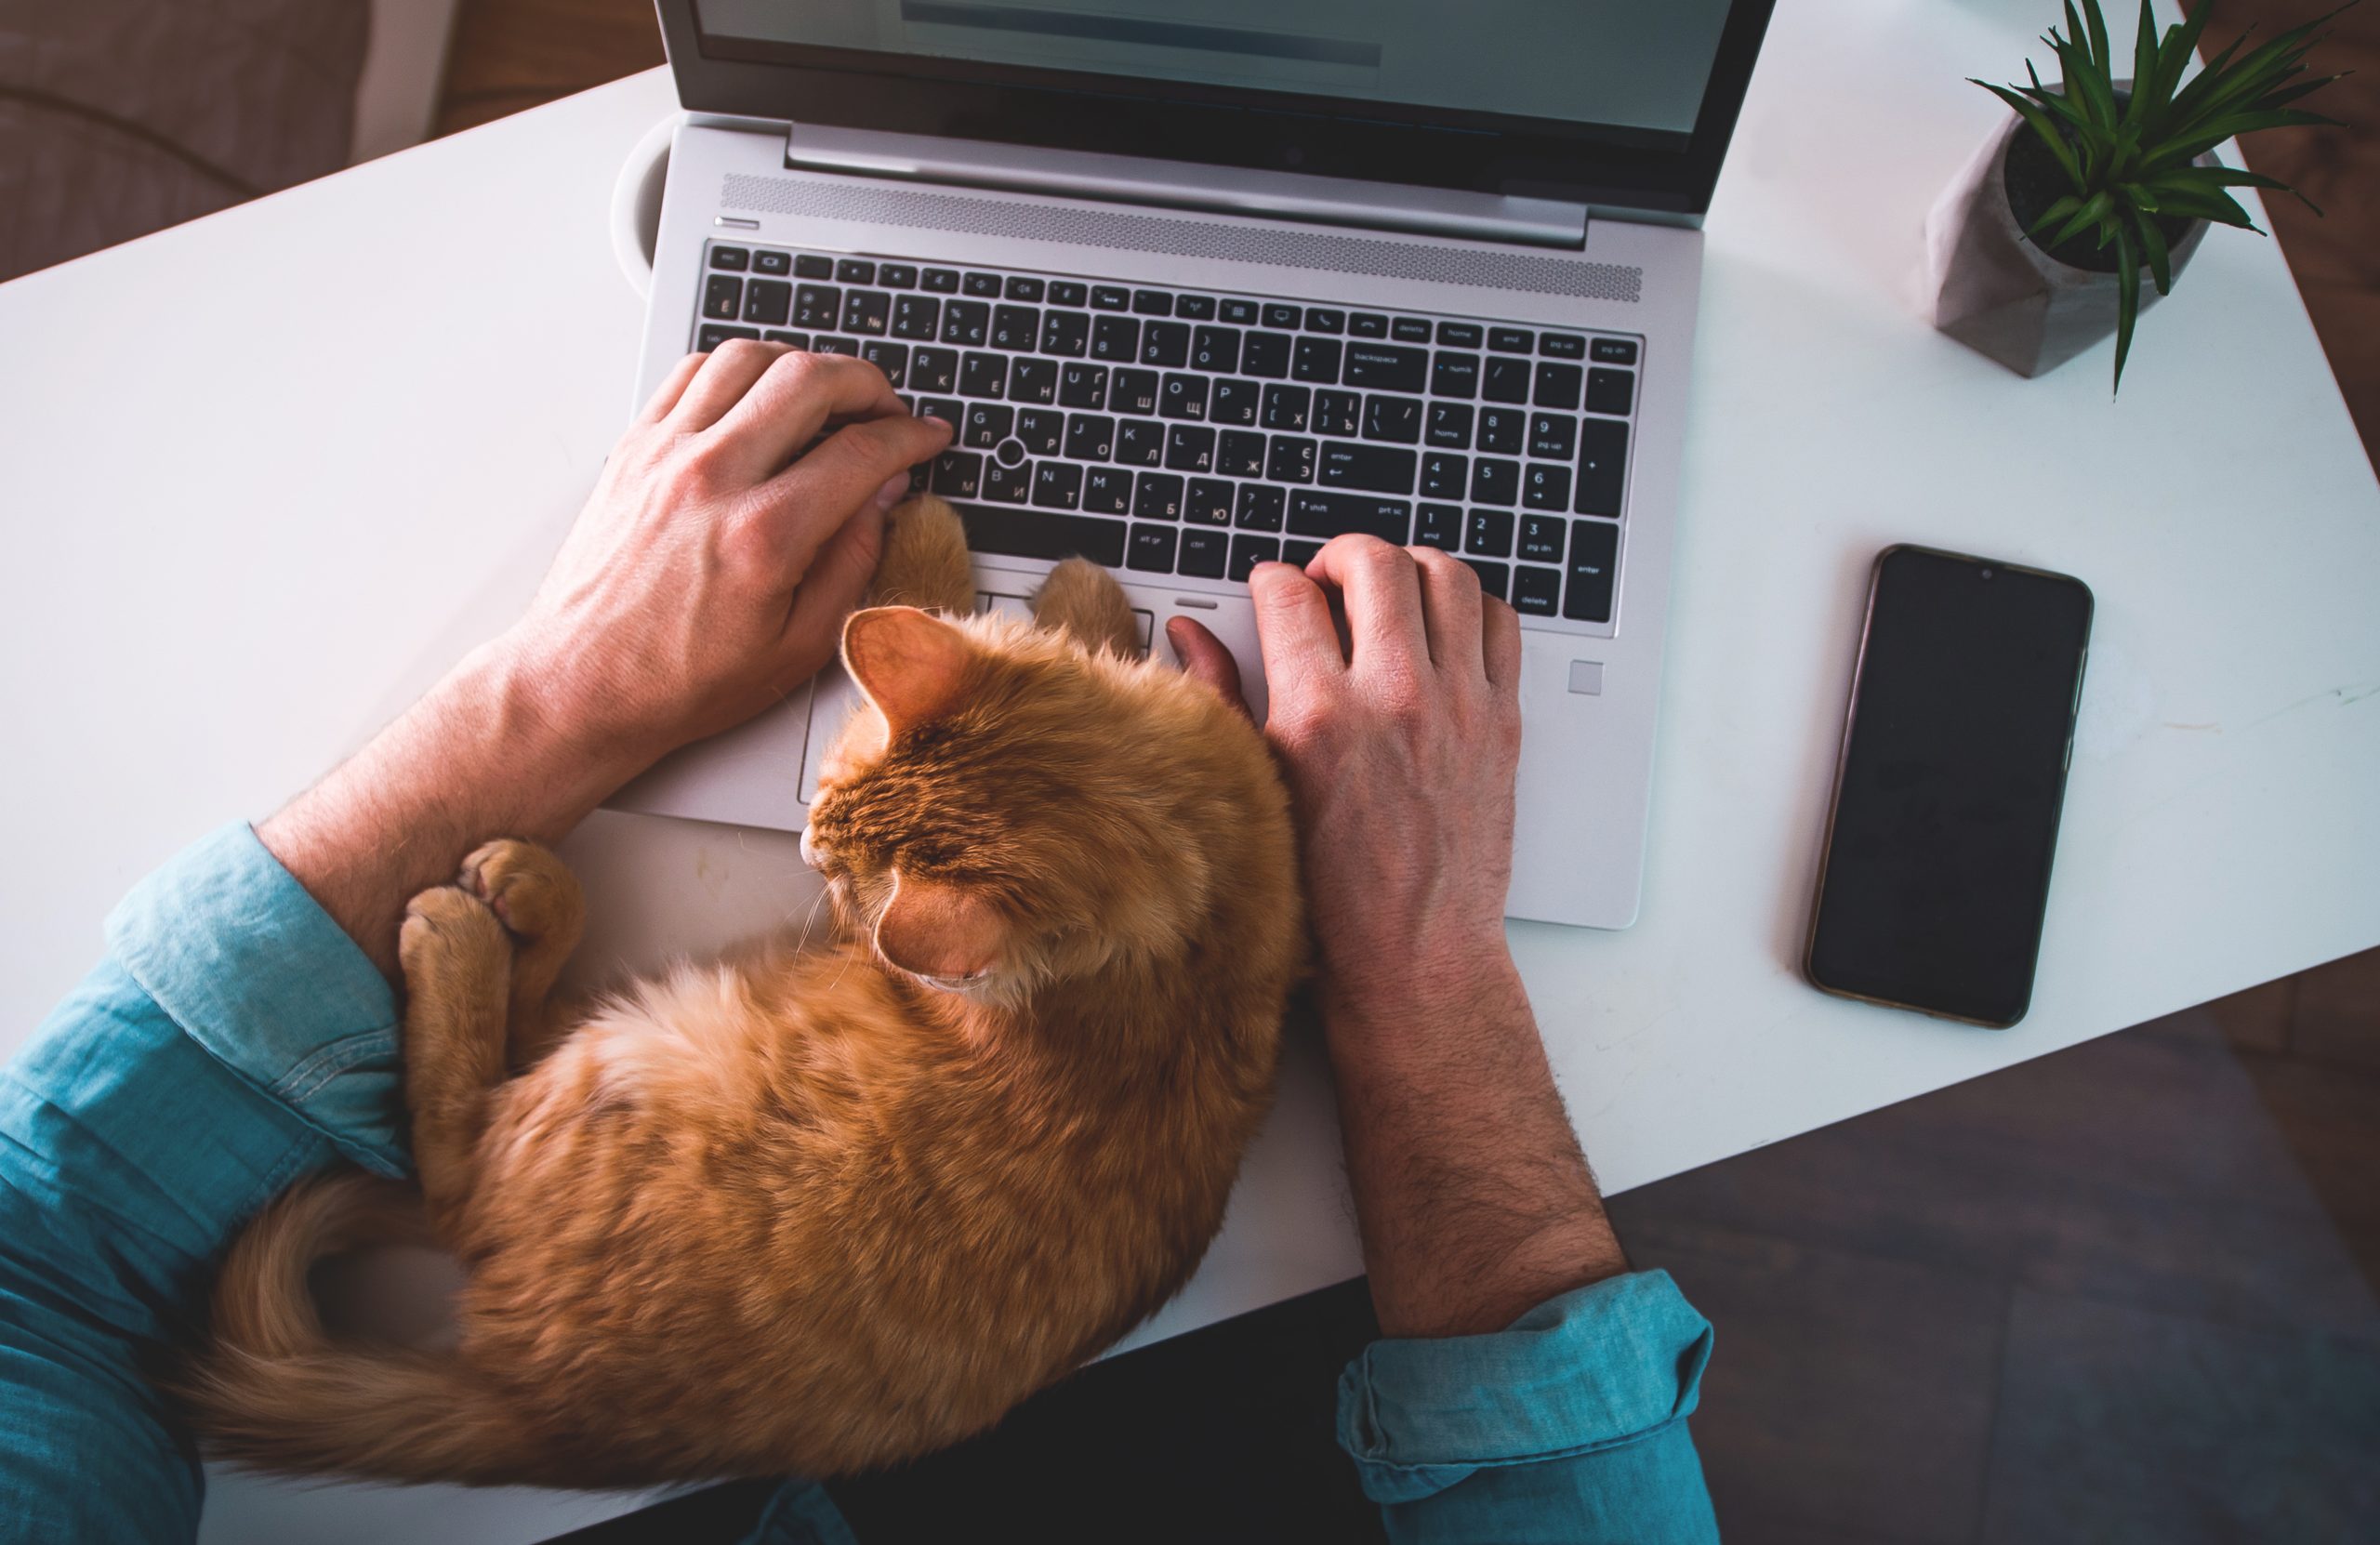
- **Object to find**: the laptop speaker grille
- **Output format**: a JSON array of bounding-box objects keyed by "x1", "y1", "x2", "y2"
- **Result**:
[{"x1": 720, "y1": 175, "x2": 1642, "y2": 303}]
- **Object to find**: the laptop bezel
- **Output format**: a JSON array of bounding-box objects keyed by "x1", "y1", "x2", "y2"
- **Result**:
[{"x1": 654, "y1": 1, "x2": 1776, "y2": 220}]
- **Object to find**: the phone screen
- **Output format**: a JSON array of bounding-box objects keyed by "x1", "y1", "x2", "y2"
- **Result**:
[{"x1": 1805, "y1": 546, "x2": 2093, "y2": 1026}]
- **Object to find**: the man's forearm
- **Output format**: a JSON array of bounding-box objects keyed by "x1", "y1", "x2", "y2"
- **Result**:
[{"x1": 1325, "y1": 953, "x2": 1629, "y2": 1340}]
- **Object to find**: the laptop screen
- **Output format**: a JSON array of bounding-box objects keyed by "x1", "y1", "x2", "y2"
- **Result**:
[{"x1": 694, "y1": 0, "x2": 1733, "y2": 152}]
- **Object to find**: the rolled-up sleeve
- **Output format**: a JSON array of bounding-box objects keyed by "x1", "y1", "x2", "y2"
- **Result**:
[
  {"x1": 1337, "y1": 1270, "x2": 1720, "y2": 1544},
  {"x1": 0, "y1": 823, "x2": 403, "y2": 1541}
]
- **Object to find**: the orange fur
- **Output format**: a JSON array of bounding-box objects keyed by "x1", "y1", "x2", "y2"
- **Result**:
[{"x1": 174, "y1": 496, "x2": 1303, "y2": 1487}]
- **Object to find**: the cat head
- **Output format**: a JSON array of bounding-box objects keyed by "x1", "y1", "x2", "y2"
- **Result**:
[{"x1": 801, "y1": 605, "x2": 1234, "y2": 1005}]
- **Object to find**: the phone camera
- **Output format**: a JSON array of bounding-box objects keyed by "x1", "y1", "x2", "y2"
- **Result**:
[{"x1": 1979, "y1": 567, "x2": 1995, "y2": 581}]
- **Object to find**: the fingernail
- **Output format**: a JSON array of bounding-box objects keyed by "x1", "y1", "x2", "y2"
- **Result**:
[{"x1": 872, "y1": 473, "x2": 911, "y2": 510}]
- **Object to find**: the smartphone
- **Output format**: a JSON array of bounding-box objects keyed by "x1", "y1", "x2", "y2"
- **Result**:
[{"x1": 1804, "y1": 545, "x2": 2094, "y2": 1027}]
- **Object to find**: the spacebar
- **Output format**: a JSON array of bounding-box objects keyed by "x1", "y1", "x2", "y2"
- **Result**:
[{"x1": 953, "y1": 503, "x2": 1128, "y2": 568}]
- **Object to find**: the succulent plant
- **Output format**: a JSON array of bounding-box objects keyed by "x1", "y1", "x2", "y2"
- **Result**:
[{"x1": 1972, "y1": 0, "x2": 2347, "y2": 390}]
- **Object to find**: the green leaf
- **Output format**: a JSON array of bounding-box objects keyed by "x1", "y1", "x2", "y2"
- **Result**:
[
  {"x1": 2141, "y1": 183, "x2": 2262, "y2": 231},
  {"x1": 2122, "y1": 179, "x2": 2162, "y2": 212},
  {"x1": 1976, "y1": 80, "x2": 2085, "y2": 188},
  {"x1": 2149, "y1": 8, "x2": 2213, "y2": 109},
  {"x1": 2146, "y1": 108, "x2": 2342, "y2": 167},
  {"x1": 2051, "y1": 188, "x2": 2115, "y2": 247},
  {"x1": 2028, "y1": 192, "x2": 2086, "y2": 237},
  {"x1": 2080, "y1": 0, "x2": 2111, "y2": 82},
  {"x1": 2052, "y1": 26, "x2": 2121, "y2": 130},
  {"x1": 2127, "y1": 2, "x2": 2160, "y2": 128},
  {"x1": 2112, "y1": 222, "x2": 2141, "y2": 394},
  {"x1": 2254, "y1": 73, "x2": 2349, "y2": 110},
  {"x1": 2128, "y1": 200, "x2": 2173, "y2": 295}
]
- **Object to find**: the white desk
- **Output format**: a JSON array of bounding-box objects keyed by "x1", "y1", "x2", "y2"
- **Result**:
[{"x1": 4, "y1": 1, "x2": 2376, "y2": 1538}]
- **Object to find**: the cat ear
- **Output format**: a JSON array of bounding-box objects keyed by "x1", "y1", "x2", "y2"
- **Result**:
[
  {"x1": 873, "y1": 873, "x2": 1004, "y2": 983},
  {"x1": 841, "y1": 606, "x2": 975, "y2": 729}
]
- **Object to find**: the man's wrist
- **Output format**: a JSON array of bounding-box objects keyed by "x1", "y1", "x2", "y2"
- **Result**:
[{"x1": 1317, "y1": 931, "x2": 1527, "y2": 1064}]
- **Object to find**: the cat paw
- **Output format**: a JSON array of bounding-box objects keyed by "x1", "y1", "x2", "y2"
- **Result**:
[
  {"x1": 458, "y1": 839, "x2": 582, "y2": 947},
  {"x1": 1034, "y1": 559, "x2": 1138, "y2": 657},
  {"x1": 399, "y1": 886, "x2": 510, "y2": 990},
  {"x1": 869, "y1": 495, "x2": 976, "y2": 614}
]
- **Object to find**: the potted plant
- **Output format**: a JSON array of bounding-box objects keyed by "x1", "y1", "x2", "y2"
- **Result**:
[{"x1": 1924, "y1": 0, "x2": 2345, "y2": 391}]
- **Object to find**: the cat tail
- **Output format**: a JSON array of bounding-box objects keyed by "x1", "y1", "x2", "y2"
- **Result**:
[{"x1": 170, "y1": 1169, "x2": 536, "y2": 1485}]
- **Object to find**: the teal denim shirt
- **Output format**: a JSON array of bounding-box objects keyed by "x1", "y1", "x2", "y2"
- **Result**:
[{"x1": 0, "y1": 825, "x2": 1718, "y2": 1543}]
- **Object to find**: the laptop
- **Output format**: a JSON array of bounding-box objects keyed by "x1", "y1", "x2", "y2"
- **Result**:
[{"x1": 610, "y1": 0, "x2": 1775, "y2": 929}]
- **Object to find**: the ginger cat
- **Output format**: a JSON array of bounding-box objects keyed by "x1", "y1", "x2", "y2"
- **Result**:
[{"x1": 177, "y1": 497, "x2": 1302, "y2": 1486}]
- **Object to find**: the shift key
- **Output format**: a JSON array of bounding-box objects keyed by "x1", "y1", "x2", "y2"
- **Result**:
[
  {"x1": 1288, "y1": 490, "x2": 1411, "y2": 544},
  {"x1": 1316, "y1": 441, "x2": 1416, "y2": 494}
]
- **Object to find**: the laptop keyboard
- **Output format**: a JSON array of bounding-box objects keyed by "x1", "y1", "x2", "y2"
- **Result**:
[{"x1": 694, "y1": 242, "x2": 1635, "y2": 627}]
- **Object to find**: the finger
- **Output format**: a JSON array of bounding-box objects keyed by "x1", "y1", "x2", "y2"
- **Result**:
[
  {"x1": 752, "y1": 412, "x2": 953, "y2": 574},
  {"x1": 1165, "y1": 617, "x2": 1250, "y2": 719},
  {"x1": 668, "y1": 338, "x2": 795, "y2": 431},
  {"x1": 1303, "y1": 535, "x2": 1425, "y2": 672},
  {"x1": 1410, "y1": 546, "x2": 1486, "y2": 678},
  {"x1": 637, "y1": 352, "x2": 707, "y2": 425},
  {"x1": 1482, "y1": 593, "x2": 1523, "y2": 694},
  {"x1": 1247, "y1": 561, "x2": 1346, "y2": 688},
  {"x1": 778, "y1": 497, "x2": 889, "y2": 683},
  {"x1": 712, "y1": 351, "x2": 908, "y2": 478}
]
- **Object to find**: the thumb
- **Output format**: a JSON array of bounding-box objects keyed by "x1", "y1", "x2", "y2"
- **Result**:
[
  {"x1": 777, "y1": 498, "x2": 888, "y2": 687},
  {"x1": 1166, "y1": 616, "x2": 1251, "y2": 720}
]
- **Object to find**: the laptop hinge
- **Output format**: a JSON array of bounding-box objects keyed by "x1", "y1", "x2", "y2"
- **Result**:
[{"x1": 780, "y1": 124, "x2": 1591, "y2": 251}]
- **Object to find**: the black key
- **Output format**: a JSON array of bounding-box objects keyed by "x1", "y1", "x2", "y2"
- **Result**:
[
  {"x1": 1349, "y1": 312, "x2": 1389, "y2": 338},
  {"x1": 957, "y1": 504, "x2": 1128, "y2": 567},
  {"x1": 754, "y1": 249, "x2": 792, "y2": 276},
  {"x1": 1471, "y1": 457, "x2": 1519, "y2": 506},
  {"x1": 1591, "y1": 337, "x2": 1638, "y2": 364},
  {"x1": 1091, "y1": 315, "x2": 1140, "y2": 362},
  {"x1": 1003, "y1": 276, "x2": 1045, "y2": 302},
  {"x1": 1362, "y1": 396, "x2": 1422, "y2": 445},
  {"x1": 991, "y1": 305, "x2": 1040, "y2": 350},
  {"x1": 1210, "y1": 378, "x2": 1261, "y2": 427},
  {"x1": 1219, "y1": 299, "x2": 1260, "y2": 325},
  {"x1": 703, "y1": 273, "x2": 743, "y2": 320},
  {"x1": 1432, "y1": 353, "x2": 1480, "y2": 398},
  {"x1": 742, "y1": 278, "x2": 792, "y2": 324},
  {"x1": 918, "y1": 396, "x2": 964, "y2": 427},
  {"x1": 1318, "y1": 442, "x2": 1413, "y2": 495},
  {"x1": 1512, "y1": 564, "x2": 1561, "y2": 615},
  {"x1": 1576, "y1": 419, "x2": 1628, "y2": 516},
  {"x1": 1489, "y1": 327, "x2": 1534, "y2": 354},
  {"x1": 1517, "y1": 514, "x2": 1566, "y2": 563},
  {"x1": 959, "y1": 351, "x2": 1009, "y2": 398},
  {"x1": 1131, "y1": 289, "x2": 1175, "y2": 317},
  {"x1": 1565, "y1": 520, "x2": 1619, "y2": 622},
  {"x1": 1236, "y1": 485, "x2": 1286, "y2": 532},
  {"x1": 1110, "y1": 368, "x2": 1160, "y2": 416},
  {"x1": 878, "y1": 262, "x2": 917, "y2": 288},
  {"x1": 1292, "y1": 337, "x2": 1342, "y2": 384},
  {"x1": 1158, "y1": 374, "x2": 1210, "y2": 420},
  {"x1": 1179, "y1": 526, "x2": 1229, "y2": 578},
  {"x1": 1415, "y1": 503, "x2": 1462, "y2": 550},
  {"x1": 1082, "y1": 466, "x2": 1132, "y2": 515},
  {"x1": 1242, "y1": 332, "x2": 1292, "y2": 379},
  {"x1": 982, "y1": 459, "x2": 1031, "y2": 504},
  {"x1": 891, "y1": 294, "x2": 942, "y2": 341},
  {"x1": 1128, "y1": 523, "x2": 1178, "y2": 573},
  {"x1": 1586, "y1": 368, "x2": 1635, "y2": 416},
  {"x1": 1175, "y1": 295, "x2": 1216, "y2": 321},
  {"x1": 1133, "y1": 472, "x2": 1184, "y2": 521},
  {"x1": 1049, "y1": 281, "x2": 1088, "y2": 307},
  {"x1": 711, "y1": 245, "x2": 750, "y2": 271},
  {"x1": 932, "y1": 449, "x2": 983, "y2": 499},
  {"x1": 921, "y1": 267, "x2": 961, "y2": 292},
  {"x1": 812, "y1": 336, "x2": 859, "y2": 357},
  {"x1": 1426, "y1": 402, "x2": 1474, "y2": 448},
  {"x1": 835, "y1": 258, "x2": 876, "y2": 284},
  {"x1": 1266, "y1": 435, "x2": 1316, "y2": 483},
  {"x1": 1064, "y1": 413, "x2": 1116, "y2": 461},
  {"x1": 1523, "y1": 464, "x2": 1571, "y2": 511},
  {"x1": 1286, "y1": 540, "x2": 1324, "y2": 569},
  {"x1": 1391, "y1": 317, "x2": 1434, "y2": 343},
  {"x1": 1482, "y1": 356, "x2": 1532, "y2": 403},
  {"x1": 1528, "y1": 413, "x2": 1578, "y2": 460},
  {"x1": 1058, "y1": 363, "x2": 1108, "y2": 410},
  {"x1": 860, "y1": 339, "x2": 908, "y2": 387},
  {"x1": 1229, "y1": 535, "x2": 1281, "y2": 580},
  {"x1": 1091, "y1": 285, "x2": 1131, "y2": 310},
  {"x1": 1015, "y1": 408, "x2": 1064, "y2": 456},
  {"x1": 963, "y1": 272, "x2": 1002, "y2": 297},
  {"x1": 1041, "y1": 310, "x2": 1091, "y2": 357},
  {"x1": 1116, "y1": 419, "x2": 1165, "y2": 467},
  {"x1": 1466, "y1": 509, "x2": 1514, "y2": 557},
  {"x1": 790, "y1": 254, "x2": 832, "y2": 280},
  {"x1": 1141, "y1": 321, "x2": 1190, "y2": 369},
  {"x1": 1032, "y1": 461, "x2": 1084, "y2": 509},
  {"x1": 1191, "y1": 326, "x2": 1241, "y2": 374},
  {"x1": 1540, "y1": 332, "x2": 1587, "y2": 359},
  {"x1": 842, "y1": 290, "x2": 891, "y2": 336},
  {"x1": 1533, "y1": 361, "x2": 1582, "y2": 411},
  {"x1": 696, "y1": 324, "x2": 760, "y2": 349},
  {"x1": 1288, "y1": 490, "x2": 1410, "y2": 544},
  {"x1": 910, "y1": 346, "x2": 959, "y2": 393},
  {"x1": 1010, "y1": 357, "x2": 1058, "y2": 405},
  {"x1": 1313, "y1": 390, "x2": 1360, "y2": 438},
  {"x1": 762, "y1": 330, "x2": 810, "y2": 348},
  {"x1": 962, "y1": 403, "x2": 1013, "y2": 449},
  {"x1": 1164, "y1": 425, "x2": 1216, "y2": 474},
  {"x1": 1437, "y1": 321, "x2": 1484, "y2": 348},
  {"x1": 1420, "y1": 451, "x2": 1467, "y2": 501},
  {"x1": 1304, "y1": 307, "x2": 1345, "y2": 334},
  {"x1": 1262, "y1": 385, "x2": 1311, "y2": 433},
  {"x1": 941, "y1": 299, "x2": 990, "y2": 347},
  {"x1": 1186, "y1": 478, "x2": 1235, "y2": 526},
  {"x1": 1342, "y1": 344, "x2": 1427, "y2": 393},
  {"x1": 1218, "y1": 430, "x2": 1266, "y2": 479},
  {"x1": 1262, "y1": 303, "x2": 1302, "y2": 329},
  {"x1": 1464, "y1": 560, "x2": 1510, "y2": 601},
  {"x1": 1476, "y1": 406, "x2": 1526, "y2": 456}
]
